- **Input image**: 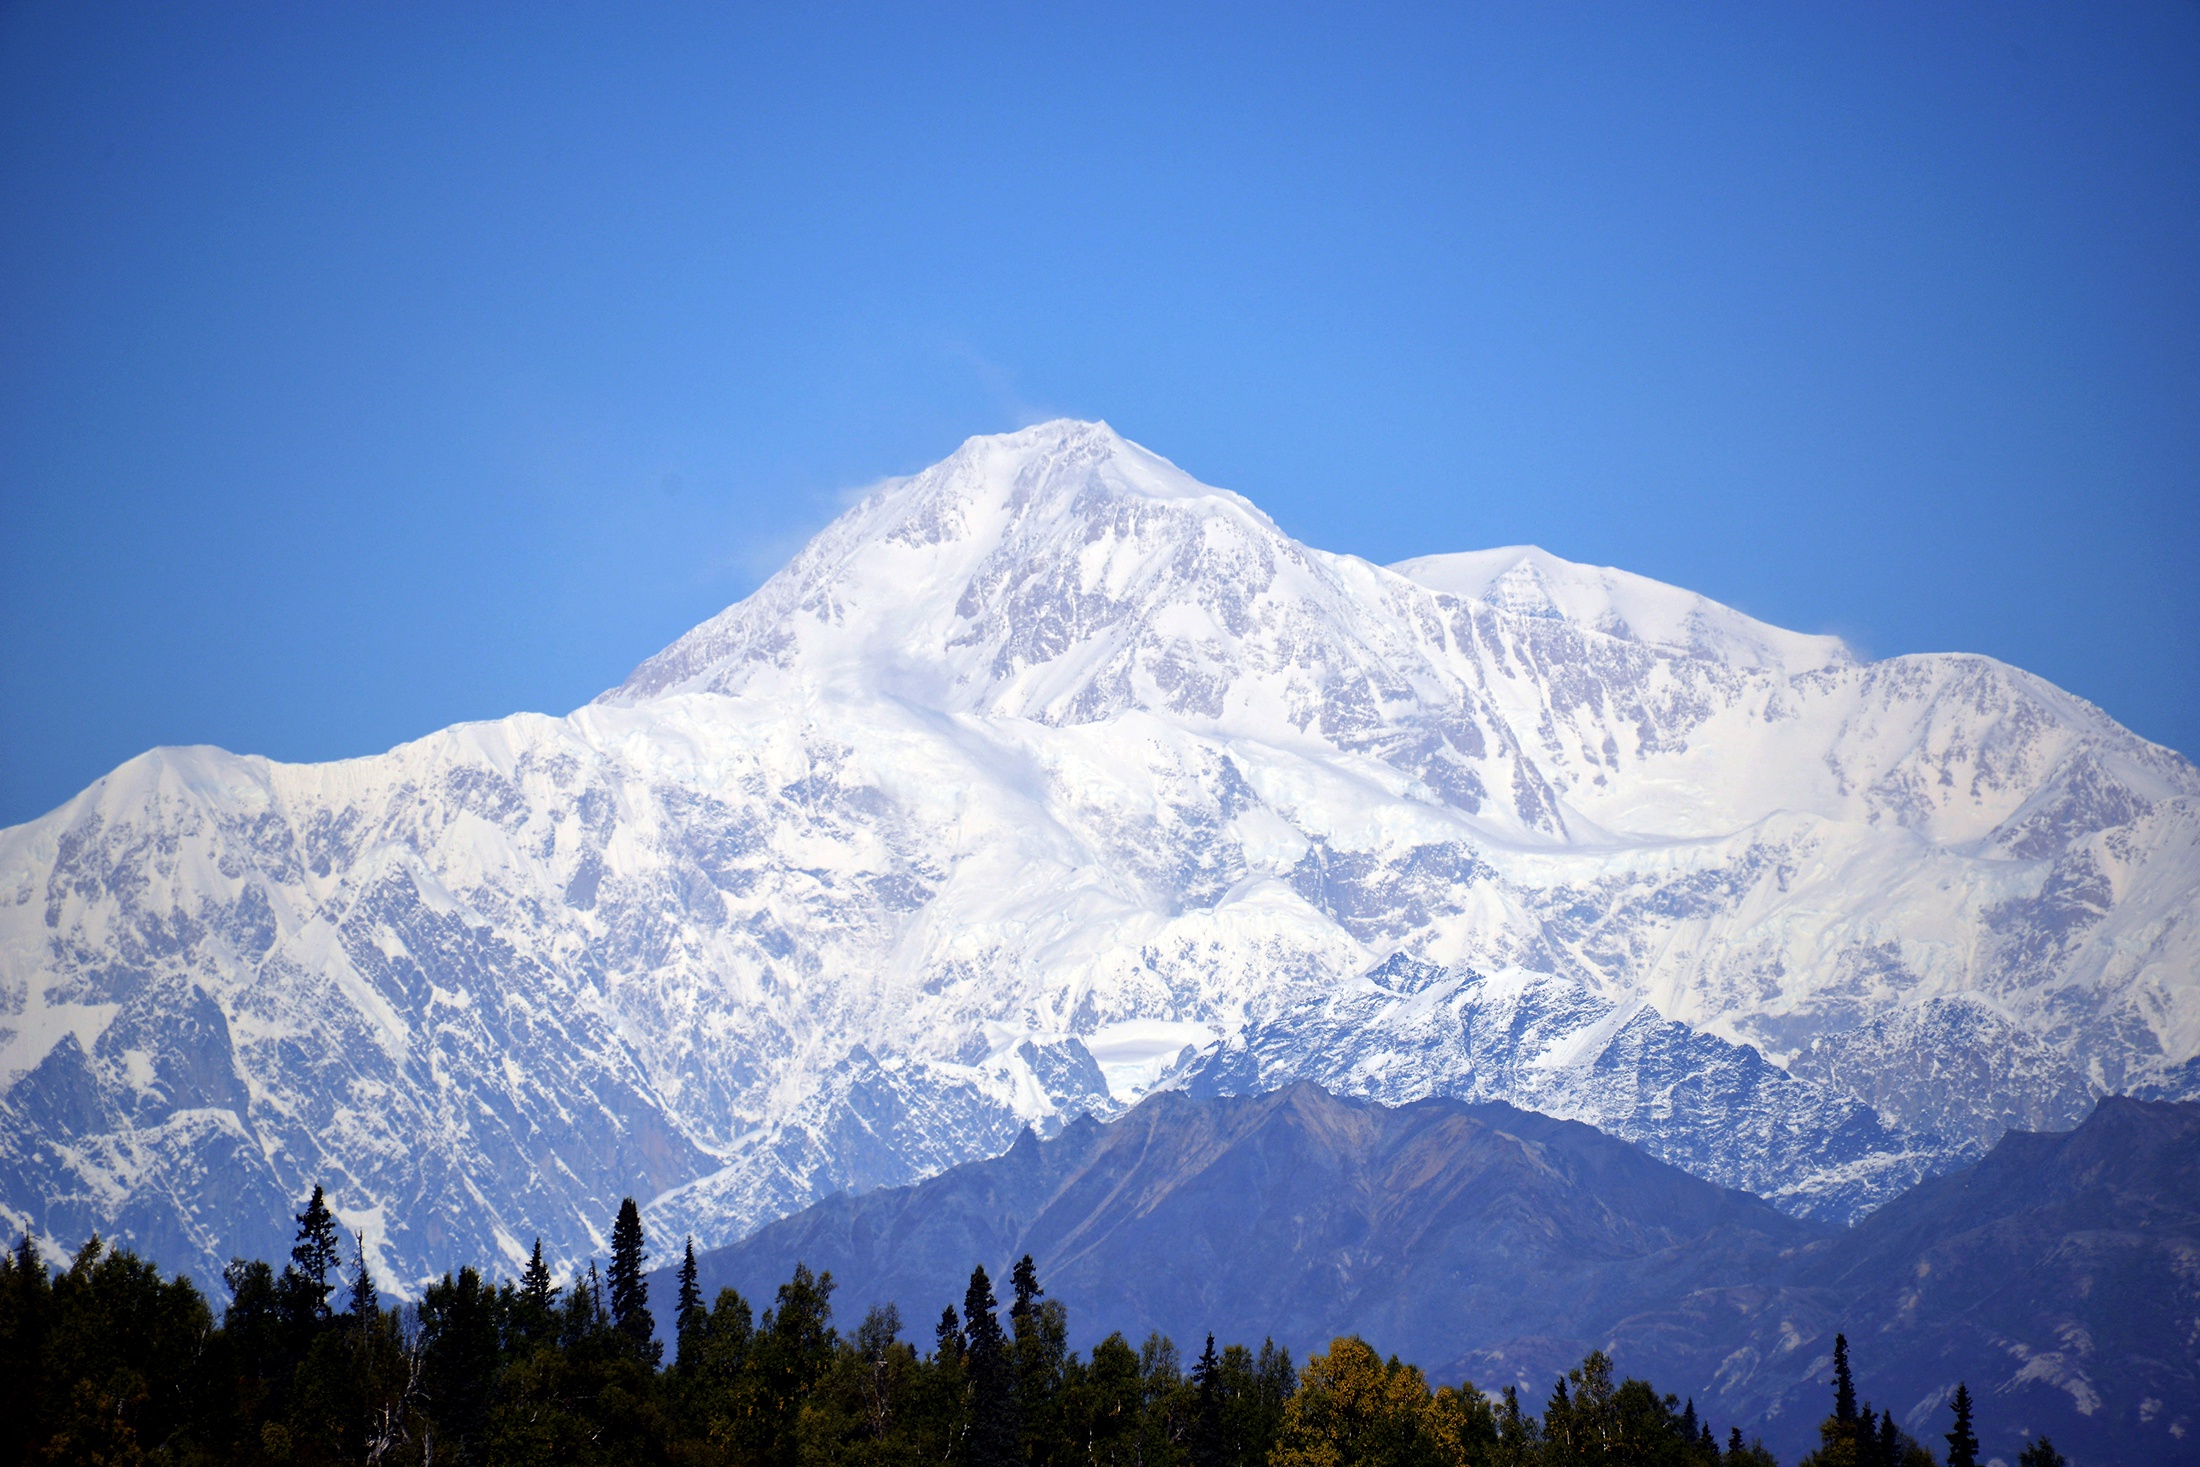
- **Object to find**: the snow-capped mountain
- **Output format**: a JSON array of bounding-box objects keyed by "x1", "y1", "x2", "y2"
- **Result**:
[{"x1": 3, "y1": 421, "x2": 2194, "y2": 1290}]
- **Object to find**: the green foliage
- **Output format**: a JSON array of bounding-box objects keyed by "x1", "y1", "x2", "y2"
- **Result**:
[
  {"x1": 962, "y1": 1264, "x2": 1018, "y2": 1467},
  {"x1": 610, "y1": 1197, "x2": 661, "y2": 1368},
  {"x1": 1789, "y1": 1326, "x2": 1944, "y2": 1467},
  {"x1": 678, "y1": 1238, "x2": 706, "y2": 1373},
  {"x1": 291, "y1": 1185, "x2": 343, "y2": 1323},
  {"x1": 9, "y1": 1195, "x2": 2037, "y2": 1466},
  {"x1": 1533, "y1": 1350, "x2": 1716, "y2": 1467}
]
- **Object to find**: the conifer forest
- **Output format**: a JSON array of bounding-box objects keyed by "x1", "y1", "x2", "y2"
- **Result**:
[{"x1": 0, "y1": 1191, "x2": 2065, "y2": 1467}]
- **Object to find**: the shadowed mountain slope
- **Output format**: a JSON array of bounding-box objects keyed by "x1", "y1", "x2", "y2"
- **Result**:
[
  {"x1": 675, "y1": 1084, "x2": 1825, "y2": 1392},
  {"x1": 1652, "y1": 1094, "x2": 2200, "y2": 1465},
  {"x1": 672, "y1": 1086, "x2": 2200, "y2": 1467}
]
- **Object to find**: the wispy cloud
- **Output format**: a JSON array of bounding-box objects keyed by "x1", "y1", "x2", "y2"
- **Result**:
[{"x1": 946, "y1": 340, "x2": 1065, "y2": 428}]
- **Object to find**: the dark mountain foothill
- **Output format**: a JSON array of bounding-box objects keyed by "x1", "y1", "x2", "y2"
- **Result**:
[
  {"x1": 666, "y1": 1084, "x2": 2200, "y2": 1467},
  {"x1": 1694, "y1": 1094, "x2": 2200, "y2": 1465}
]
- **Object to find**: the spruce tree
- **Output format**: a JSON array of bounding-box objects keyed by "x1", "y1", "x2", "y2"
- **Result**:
[
  {"x1": 962, "y1": 1264, "x2": 1018, "y2": 1467},
  {"x1": 1011, "y1": 1253, "x2": 1042, "y2": 1323},
  {"x1": 420, "y1": 1266, "x2": 499, "y2": 1458},
  {"x1": 1494, "y1": 1385, "x2": 1538, "y2": 1464},
  {"x1": 344, "y1": 1229, "x2": 378, "y2": 1321},
  {"x1": 290, "y1": 1184, "x2": 342, "y2": 1319},
  {"x1": 1544, "y1": 1376, "x2": 1574, "y2": 1459},
  {"x1": 1008, "y1": 1254, "x2": 1067, "y2": 1467},
  {"x1": 1, "y1": 1235, "x2": 50, "y2": 1466},
  {"x1": 607, "y1": 1196, "x2": 659, "y2": 1363},
  {"x1": 936, "y1": 1303, "x2": 965, "y2": 1362},
  {"x1": 2016, "y1": 1436, "x2": 2066, "y2": 1467},
  {"x1": 1874, "y1": 1409, "x2": 1902, "y2": 1467},
  {"x1": 1832, "y1": 1334, "x2": 1857, "y2": 1425},
  {"x1": 676, "y1": 1236, "x2": 705, "y2": 1371},
  {"x1": 1805, "y1": 1331, "x2": 1863, "y2": 1464},
  {"x1": 1944, "y1": 1383, "x2": 1979, "y2": 1467},
  {"x1": 1191, "y1": 1333, "x2": 1225, "y2": 1467},
  {"x1": 1850, "y1": 1404, "x2": 1883, "y2": 1467},
  {"x1": 521, "y1": 1237, "x2": 555, "y2": 1312}
]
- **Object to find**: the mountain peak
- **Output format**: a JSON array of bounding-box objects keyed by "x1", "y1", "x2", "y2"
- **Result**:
[
  {"x1": 9, "y1": 420, "x2": 2195, "y2": 1314},
  {"x1": 596, "y1": 420, "x2": 1285, "y2": 708},
  {"x1": 1387, "y1": 544, "x2": 1853, "y2": 673},
  {"x1": 599, "y1": 426, "x2": 1859, "y2": 737}
]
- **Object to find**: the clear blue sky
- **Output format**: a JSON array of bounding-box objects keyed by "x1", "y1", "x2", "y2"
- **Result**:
[{"x1": 3, "y1": 3, "x2": 2196, "y2": 826}]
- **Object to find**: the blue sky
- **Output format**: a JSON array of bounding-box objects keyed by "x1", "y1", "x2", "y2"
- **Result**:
[{"x1": 3, "y1": 3, "x2": 2195, "y2": 825}]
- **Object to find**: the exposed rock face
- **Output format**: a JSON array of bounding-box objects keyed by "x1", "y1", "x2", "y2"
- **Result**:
[
  {"x1": 1177, "y1": 957, "x2": 1939, "y2": 1221},
  {"x1": 2, "y1": 420, "x2": 2194, "y2": 1290}
]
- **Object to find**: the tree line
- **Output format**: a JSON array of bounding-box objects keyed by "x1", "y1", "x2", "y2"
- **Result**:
[{"x1": 0, "y1": 1190, "x2": 2066, "y2": 1467}]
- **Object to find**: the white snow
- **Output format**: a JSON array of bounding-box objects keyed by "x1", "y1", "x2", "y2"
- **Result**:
[{"x1": 3, "y1": 418, "x2": 2194, "y2": 1288}]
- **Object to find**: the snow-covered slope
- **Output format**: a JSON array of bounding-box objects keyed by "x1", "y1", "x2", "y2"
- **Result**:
[{"x1": 3, "y1": 421, "x2": 2194, "y2": 1290}]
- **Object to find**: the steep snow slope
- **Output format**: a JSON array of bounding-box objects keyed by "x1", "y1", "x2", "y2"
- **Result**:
[{"x1": 2, "y1": 421, "x2": 2194, "y2": 1290}]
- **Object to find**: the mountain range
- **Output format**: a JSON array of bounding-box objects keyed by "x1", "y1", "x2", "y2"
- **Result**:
[
  {"x1": 674, "y1": 1083, "x2": 2200, "y2": 1467},
  {"x1": 2, "y1": 419, "x2": 2195, "y2": 1293}
]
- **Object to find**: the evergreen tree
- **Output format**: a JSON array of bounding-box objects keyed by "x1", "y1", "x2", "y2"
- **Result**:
[
  {"x1": 11, "y1": 1222, "x2": 2087, "y2": 1467},
  {"x1": 606, "y1": 1195, "x2": 660, "y2": 1364},
  {"x1": 1851, "y1": 1404, "x2": 1882, "y2": 1467},
  {"x1": 419, "y1": 1265, "x2": 500, "y2": 1463},
  {"x1": 1944, "y1": 1383, "x2": 1980, "y2": 1467},
  {"x1": 676, "y1": 1234, "x2": 705, "y2": 1371},
  {"x1": 1010, "y1": 1255, "x2": 1070, "y2": 1467},
  {"x1": 1544, "y1": 1376, "x2": 1574, "y2": 1461},
  {"x1": 962, "y1": 1263, "x2": 1019, "y2": 1467},
  {"x1": 344, "y1": 1228, "x2": 378, "y2": 1321},
  {"x1": 2017, "y1": 1436, "x2": 2067, "y2": 1467},
  {"x1": 521, "y1": 1236, "x2": 555, "y2": 1312},
  {"x1": 0, "y1": 1235, "x2": 51, "y2": 1465},
  {"x1": 1494, "y1": 1385, "x2": 1539, "y2": 1466},
  {"x1": 1833, "y1": 1333, "x2": 1857, "y2": 1424},
  {"x1": 289, "y1": 1184, "x2": 342, "y2": 1321},
  {"x1": 1804, "y1": 1332, "x2": 1863, "y2": 1465},
  {"x1": 1011, "y1": 1253, "x2": 1043, "y2": 1323},
  {"x1": 927, "y1": 1301, "x2": 972, "y2": 1463},
  {"x1": 1190, "y1": 1333, "x2": 1225, "y2": 1467},
  {"x1": 1873, "y1": 1409, "x2": 1901, "y2": 1467},
  {"x1": 508, "y1": 1236, "x2": 558, "y2": 1352}
]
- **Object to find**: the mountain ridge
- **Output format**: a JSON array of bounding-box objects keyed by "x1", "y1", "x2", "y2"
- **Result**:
[
  {"x1": 668, "y1": 1083, "x2": 2200, "y2": 1467},
  {"x1": 3, "y1": 419, "x2": 2194, "y2": 1291}
]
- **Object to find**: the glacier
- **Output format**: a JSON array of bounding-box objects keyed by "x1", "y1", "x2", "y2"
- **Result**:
[{"x1": 2, "y1": 419, "x2": 2194, "y2": 1291}]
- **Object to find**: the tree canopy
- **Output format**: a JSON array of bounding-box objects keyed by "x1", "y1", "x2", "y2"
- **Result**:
[{"x1": 0, "y1": 1195, "x2": 2010, "y2": 1467}]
